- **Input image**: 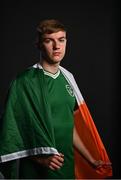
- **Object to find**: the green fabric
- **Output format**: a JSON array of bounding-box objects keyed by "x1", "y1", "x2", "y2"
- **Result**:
[
  {"x1": 0, "y1": 67, "x2": 76, "y2": 179},
  {"x1": 42, "y1": 71, "x2": 75, "y2": 178}
]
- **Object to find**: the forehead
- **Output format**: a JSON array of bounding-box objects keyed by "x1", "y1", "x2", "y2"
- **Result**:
[{"x1": 43, "y1": 31, "x2": 66, "y2": 39}]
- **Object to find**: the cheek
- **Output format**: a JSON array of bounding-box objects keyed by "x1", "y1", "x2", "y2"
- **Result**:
[
  {"x1": 62, "y1": 45, "x2": 66, "y2": 53},
  {"x1": 43, "y1": 46, "x2": 52, "y2": 55}
]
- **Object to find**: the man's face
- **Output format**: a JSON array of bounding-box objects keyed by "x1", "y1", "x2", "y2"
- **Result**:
[{"x1": 41, "y1": 31, "x2": 67, "y2": 64}]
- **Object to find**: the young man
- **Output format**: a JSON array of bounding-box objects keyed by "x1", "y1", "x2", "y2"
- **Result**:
[{"x1": 0, "y1": 19, "x2": 112, "y2": 179}]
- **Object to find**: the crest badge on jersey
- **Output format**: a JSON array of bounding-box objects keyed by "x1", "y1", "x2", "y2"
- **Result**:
[{"x1": 65, "y1": 85, "x2": 74, "y2": 97}]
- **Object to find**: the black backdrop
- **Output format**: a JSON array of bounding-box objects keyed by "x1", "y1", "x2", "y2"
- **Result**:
[{"x1": 1, "y1": 1, "x2": 120, "y2": 178}]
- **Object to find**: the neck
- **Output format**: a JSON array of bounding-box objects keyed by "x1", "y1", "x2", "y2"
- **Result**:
[{"x1": 40, "y1": 60, "x2": 60, "y2": 74}]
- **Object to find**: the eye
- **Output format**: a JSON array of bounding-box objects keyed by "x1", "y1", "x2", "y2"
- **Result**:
[
  {"x1": 44, "y1": 39, "x2": 52, "y2": 43},
  {"x1": 59, "y1": 38, "x2": 66, "y2": 42}
]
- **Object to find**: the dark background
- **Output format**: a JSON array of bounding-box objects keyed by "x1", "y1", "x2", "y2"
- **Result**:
[{"x1": 0, "y1": 1, "x2": 120, "y2": 178}]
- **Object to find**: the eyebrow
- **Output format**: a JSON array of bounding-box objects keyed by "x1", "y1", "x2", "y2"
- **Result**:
[{"x1": 43, "y1": 36, "x2": 66, "y2": 40}]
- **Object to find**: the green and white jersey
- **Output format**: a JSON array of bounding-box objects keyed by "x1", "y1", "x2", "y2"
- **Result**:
[{"x1": 43, "y1": 69, "x2": 76, "y2": 178}]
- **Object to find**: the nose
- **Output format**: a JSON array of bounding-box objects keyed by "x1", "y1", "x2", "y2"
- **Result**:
[{"x1": 53, "y1": 41, "x2": 60, "y2": 50}]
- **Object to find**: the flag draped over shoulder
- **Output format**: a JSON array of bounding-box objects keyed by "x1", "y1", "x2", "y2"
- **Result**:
[
  {"x1": 0, "y1": 67, "x2": 59, "y2": 163},
  {"x1": 60, "y1": 66, "x2": 112, "y2": 179},
  {"x1": 0, "y1": 64, "x2": 112, "y2": 179}
]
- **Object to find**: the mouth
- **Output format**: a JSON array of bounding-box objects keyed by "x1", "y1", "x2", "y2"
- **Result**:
[{"x1": 53, "y1": 52, "x2": 61, "y2": 56}]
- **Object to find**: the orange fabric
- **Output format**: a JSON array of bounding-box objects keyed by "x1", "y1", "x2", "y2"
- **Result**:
[{"x1": 74, "y1": 102, "x2": 112, "y2": 179}]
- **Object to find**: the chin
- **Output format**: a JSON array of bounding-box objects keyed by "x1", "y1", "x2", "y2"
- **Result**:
[
  {"x1": 51, "y1": 57, "x2": 63, "y2": 64},
  {"x1": 45, "y1": 59, "x2": 61, "y2": 65},
  {"x1": 52, "y1": 60, "x2": 62, "y2": 64}
]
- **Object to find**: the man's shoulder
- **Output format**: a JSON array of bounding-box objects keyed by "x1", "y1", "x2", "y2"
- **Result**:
[
  {"x1": 59, "y1": 66, "x2": 74, "y2": 77},
  {"x1": 16, "y1": 66, "x2": 35, "y2": 80},
  {"x1": 7, "y1": 65, "x2": 43, "y2": 95},
  {"x1": 10, "y1": 65, "x2": 42, "y2": 88},
  {"x1": 16, "y1": 65, "x2": 42, "y2": 81}
]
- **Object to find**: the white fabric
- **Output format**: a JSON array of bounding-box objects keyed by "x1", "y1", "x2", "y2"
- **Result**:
[{"x1": 0, "y1": 147, "x2": 59, "y2": 163}]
